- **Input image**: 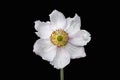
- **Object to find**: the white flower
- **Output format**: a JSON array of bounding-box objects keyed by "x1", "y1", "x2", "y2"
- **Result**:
[{"x1": 33, "y1": 10, "x2": 91, "y2": 69}]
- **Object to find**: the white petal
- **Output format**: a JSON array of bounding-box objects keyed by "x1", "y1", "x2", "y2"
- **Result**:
[
  {"x1": 69, "y1": 30, "x2": 91, "y2": 46},
  {"x1": 33, "y1": 39, "x2": 57, "y2": 61},
  {"x1": 50, "y1": 48, "x2": 70, "y2": 69},
  {"x1": 65, "y1": 14, "x2": 81, "y2": 36},
  {"x1": 65, "y1": 43, "x2": 86, "y2": 59},
  {"x1": 34, "y1": 20, "x2": 52, "y2": 39},
  {"x1": 49, "y1": 10, "x2": 66, "y2": 30}
]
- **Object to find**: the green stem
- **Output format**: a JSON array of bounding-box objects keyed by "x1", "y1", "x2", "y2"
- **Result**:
[{"x1": 60, "y1": 68, "x2": 64, "y2": 80}]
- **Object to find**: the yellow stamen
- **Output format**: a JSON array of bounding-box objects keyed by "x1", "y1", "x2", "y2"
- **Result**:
[{"x1": 50, "y1": 29, "x2": 68, "y2": 47}]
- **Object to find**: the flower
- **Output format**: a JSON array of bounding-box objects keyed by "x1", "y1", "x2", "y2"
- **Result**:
[{"x1": 33, "y1": 10, "x2": 91, "y2": 69}]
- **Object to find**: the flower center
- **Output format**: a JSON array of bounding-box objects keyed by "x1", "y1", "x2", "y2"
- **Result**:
[{"x1": 50, "y1": 29, "x2": 69, "y2": 47}]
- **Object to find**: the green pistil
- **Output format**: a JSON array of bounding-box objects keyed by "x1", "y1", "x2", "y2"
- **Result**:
[{"x1": 57, "y1": 36, "x2": 63, "y2": 41}]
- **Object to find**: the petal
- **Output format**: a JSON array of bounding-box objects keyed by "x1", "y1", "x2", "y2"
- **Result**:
[
  {"x1": 33, "y1": 39, "x2": 57, "y2": 61},
  {"x1": 50, "y1": 48, "x2": 70, "y2": 69},
  {"x1": 65, "y1": 14, "x2": 81, "y2": 36},
  {"x1": 65, "y1": 43, "x2": 86, "y2": 59},
  {"x1": 34, "y1": 20, "x2": 52, "y2": 39},
  {"x1": 69, "y1": 30, "x2": 91, "y2": 46},
  {"x1": 49, "y1": 10, "x2": 66, "y2": 30}
]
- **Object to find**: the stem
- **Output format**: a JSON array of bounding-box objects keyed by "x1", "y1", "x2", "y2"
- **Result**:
[{"x1": 60, "y1": 68, "x2": 64, "y2": 80}]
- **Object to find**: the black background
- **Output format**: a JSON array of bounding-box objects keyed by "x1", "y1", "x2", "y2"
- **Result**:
[{"x1": 1, "y1": 0, "x2": 116, "y2": 80}]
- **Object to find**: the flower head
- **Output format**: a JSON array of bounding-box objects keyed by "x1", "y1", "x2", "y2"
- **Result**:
[{"x1": 33, "y1": 10, "x2": 91, "y2": 69}]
